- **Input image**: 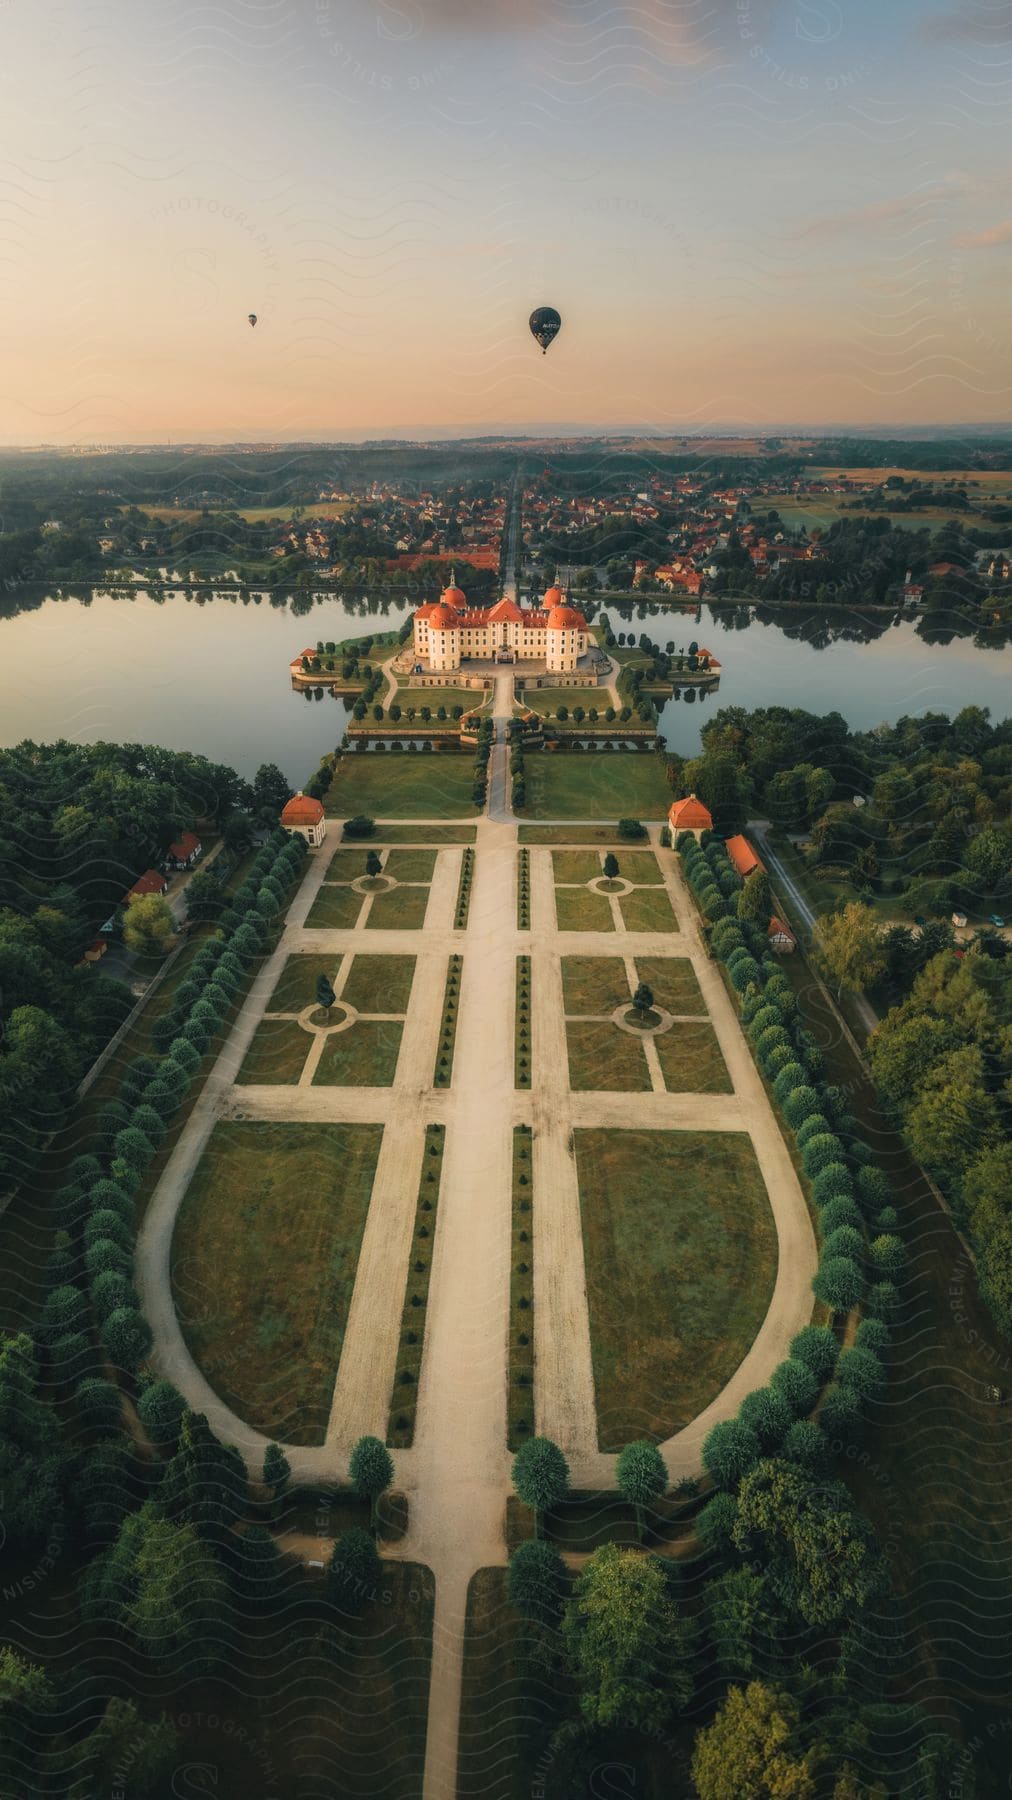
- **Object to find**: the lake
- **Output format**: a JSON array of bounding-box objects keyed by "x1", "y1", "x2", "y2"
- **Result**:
[{"x1": 0, "y1": 588, "x2": 1008, "y2": 784}]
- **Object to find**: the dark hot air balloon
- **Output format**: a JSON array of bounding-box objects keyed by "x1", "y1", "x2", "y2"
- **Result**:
[
  {"x1": 248, "y1": 313, "x2": 257, "y2": 328},
  {"x1": 529, "y1": 306, "x2": 561, "y2": 355}
]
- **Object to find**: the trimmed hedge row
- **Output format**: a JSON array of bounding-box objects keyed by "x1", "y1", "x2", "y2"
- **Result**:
[
  {"x1": 41, "y1": 829, "x2": 308, "y2": 1403},
  {"x1": 676, "y1": 833, "x2": 905, "y2": 1492}
]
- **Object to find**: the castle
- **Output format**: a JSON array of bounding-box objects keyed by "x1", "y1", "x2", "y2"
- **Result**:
[{"x1": 412, "y1": 579, "x2": 589, "y2": 673}]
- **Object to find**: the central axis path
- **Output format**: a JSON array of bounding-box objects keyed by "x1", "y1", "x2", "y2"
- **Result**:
[{"x1": 404, "y1": 684, "x2": 516, "y2": 1800}]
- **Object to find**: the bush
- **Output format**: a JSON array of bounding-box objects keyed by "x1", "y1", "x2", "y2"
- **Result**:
[
  {"x1": 327, "y1": 1528, "x2": 381, "y2": 1613},
  {"x1": 143, "y1": 1079, "x2": 185, "y2": 1120},
  {"x1": 819, "y1": 1195, "x2": 864, "y2": 1236},
  {"x1": 702, "y1": 1418, "x2": 761, "y2": 1490},
  {"x1": 812, "y1": 1253, "x2": 864, "y2": 1313},
  {"x1": 113, "y1": 1127, "x2": 155, "y2": 1172},
  {"x1": 42, "y1": 1283, "x2": 89, "y2": 1339},
  {"x1": 822, "y1": 1225, "x2": 866, "y2": 1264},
  {"x1": 794, "y1": 1112, "x2": 831, "y2": 1150},
  {"x1": 773, "y1": 1063, "x2": 806, "y2": 1102},
  {"x1": 837, "y1": 1346, "x2": 884, "y2": 1400},
  {"x1": 781, "y1": 1419, "x2": 828, "y2": 1470},
  {"x1": 728, "y1": 955, "x2": 761, "y2": 991},
  {"x1": 856, "y1": 1166, "x2": 893, "y2": 1214},
  {"x1": 855, "y1": 1317, "x2": 891, "y2": 1356},
  {"x1": 777, "y1": 1085, "x2": 823, "y2": 1133},
  {"x1": 50, "y1": 1332, "x2": 95, "y2": 1386},
  {"x1": 864, "y1": 1281, "x2": 899, "y2": 1324},
  {"x1": 100, "y1": 1306, "x2": 153, "y2": 1373},
  {"x1": 738, "y1": 1386, "x2": 792, "y2": 1451},
  {"x1": 696, "y1": 1490, "x2": 739, "y2": 1554},
  {"x1": 83, "y1": 1209, "x2": 132, "y2": 1252},
  {"x1": 756, "y1": 1026, "x2": 793, "y2": 1065},
  {"x1": 344, "y1": 815, "x2": 375, "y2": 839},
  {"x1": 869, "y1": 1234, "x2": 906, "y2": 1282},
  {"x1": 617, "y1": 818, "x2": 647, "y2": 841},
  {"x1": 130, "y1": 1104, "x2": 166, "y2": 1146},
  {"x1": 75, "y1": 1376, "x2": 123, "y2": 1434},
  {"x1": 90, "y1": 1270, "x2": 138, "y2": 1322},
  {"x1": 770, "y1": 1358, "x2": 819, "y2": 1415},
  {"x1": 802, "y1": 1134, "x2": 844, "y2": 1177},
  {"x1": 88, "y1": 1180, "x2": 134, "y2": 1222},
  {"x1": 137, "y1": 1378, "x2": 186, "y2": 1446},
  {"x1": 789, "y1": 1324, "x2": 838, "y2": 1381},
  {"x1": 507, "y1": 1540, "x2": 568, "y2": 1628},
  {"x1": 819, "y1": 1382, "x2": 864, "y2": 1445},
  {"x1": 812, "y1": 1164, "x2": 854, "y2": 1206}
]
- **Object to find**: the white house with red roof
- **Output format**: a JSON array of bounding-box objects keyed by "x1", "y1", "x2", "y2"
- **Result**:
[
  {"x1": 280, "y1": 792, "x2": 327, "y2": 848},
  {"x1": 413, "y1": 577, "x2": 589, "y2": 673}
]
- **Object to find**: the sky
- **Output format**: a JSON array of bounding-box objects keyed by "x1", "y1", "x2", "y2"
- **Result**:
[{"x1": 1, "y1": 0, "x2": 1011, "y2": 442}]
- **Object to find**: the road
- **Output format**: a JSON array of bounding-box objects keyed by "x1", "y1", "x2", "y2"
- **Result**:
[
  {"x1": 500, "y1": 472, "x2": 521, "y2": 602},
  {"x1": 747, "y1": 819, "x2": 880, "y2": 1037}
]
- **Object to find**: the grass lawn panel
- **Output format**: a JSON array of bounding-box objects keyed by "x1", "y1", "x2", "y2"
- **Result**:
[
  {"x1": 566, "y1": 1020, "x2": 651, "y2": 1091},
  {"x1": 615, "y1": 850, "x2": 664, "y2": 884},
  {"x1": 561, "y1": 955, "x2": 632, "y2": 1016},
  {"x1": 327, "y1": 755, "x2": 478, "y2": 818},
  {"x1": 523, "y1": 752, "x2": 671, "y2": 820},
  {"x1": 554, "y1": 887, "x2": 616, "y2": 933},
  {"x1": 654, "y1": 1021, "x2": 733, "y2": 1094},
  {"x1": 634, "y1": 956, "x2": 705, "y2": 1014},
  {"x1": 342, "y1": 954, "x2": 416, "y2": 1014},
  {"x1": 518, "y1": 824, "x2": 632, "y2": 846},
  {"x1": 269, "y1": 953, "x2": 343, "y2": 1014},
  {"x1": 236, "y1": 1019, "x2": 310, "y2": 1085},
  {"x1": 552, "y1": 850, "x2": 605, "y2": 883},
  {"x1": 384, "y1": 848, "x2": 437, "y2": 881},
  {"x1": 574, "y1": 1127, "x2": 777, "y2": 1448},
  {"x1": 172, "y1": 1120, "x2": 383, "y2": 1442},
  {"x1": 355, "y1": 823, "x2": 478, "y2": 844},
  {"x1": 365, "y1": 885, "x2": 430, "y2": 930},
  {"x1": 326, "y1": 846, "x2": 376, "y2": 879},
  {"x1": 312, "y1": 1019, "x2": 404, "y2": 1086},
  {"x1": 305, "y1": 884, "x2": 364, "y2": 929},
  {"x1": 618, "y1": 887, "x2": 678, "y2": 932},
  {"x1": 524, "y1": 686, "x2": 605, "y2": 714}
]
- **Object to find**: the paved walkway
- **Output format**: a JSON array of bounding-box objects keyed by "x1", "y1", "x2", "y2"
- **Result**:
[{"x1": 135, "y1": 693, "x2": 817, "y2": 1800}]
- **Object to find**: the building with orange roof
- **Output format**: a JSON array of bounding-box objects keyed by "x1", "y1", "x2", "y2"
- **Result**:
[
  {"x1": 412, "y1": 576, "x2": 588, "y2": 673},
  {"x1": 668, "y1": 794, "x2": 712, "y2": 835},
  {"x1": 725, "y1": 834, "x2": 764, "y2": 881},
  {"x1": 280, "y1": 792, "x2": 327, "y2": 848},
  {"x1": 767, "y1": 915, "x2": 796, "y2": 954}
]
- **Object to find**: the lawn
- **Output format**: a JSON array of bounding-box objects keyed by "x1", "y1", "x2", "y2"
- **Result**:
[
  {"x1": 654, "y1": 1021, "x2": 733, "y2": 1094},
  {"x1": 517, "y1": 824, "x2": 634, "y2": 846},
  {"x1": 365, "y1": 885, "x2": 430, "y2": 930},
  {"x1": 269, "y1": 953, "x2": 343, "y2": 1014},
  {"x1": 327, "y1": 846, "x2": 377, "y2": 879},
  {"x1": 172, "y1": 1121, "x2": 383, "y2": 1442},
  {"x1": 635, "y1": 956, "x2": 705, "y2": 1014},
  {"x1": 305, "y1": 885, "x2": 364, "y2": 929},
  {"x1": 350, "y1": 823, "x2": 478, "y2": 844},
  {"x1": 613, "y1": 849, "x2": 664, "y2": 884},
  {"x1": 397, "y1": 686, "x2": 490, "y2": 714},
  {"x1": 574, "y1": 1128, "x2": 778, "y2": 1448},
  {"x1": 522, "y1": 686, "x2": 606, "y2": 715},
  {"x1": 384, "y1": 848, "x2": 437, "y2": 881},
  {"x1": 566, "y1": 1020, "x2": 651, "y2": 1091},
  {"x1": 561, "y1": 955, "x2": 632, "y2": 1016},
  {"x1": 312, "y1": 1019, "x2": 404, "y2": 1086},
  {"x1": 618, "y1": 887, "x2": 678, "y2": 933},
  {"x1": 236, "y1": 1019, "x2": 309, "y2": 1085},
  {"x1": 552, "y1": 850, "x2": 605, "y2": 883},
  {"x1": 341, "y1": 953, "x2": 416, "y2": 1015},
  {"x1": 522, "y1": 751, "x2": 671, "y2": 820},
  {"x1": 554, "y1": 887, "x2": 615, "y2": 933},
  {"x1": 327, "y1": 755, "x2": 478, "y2": 818}
]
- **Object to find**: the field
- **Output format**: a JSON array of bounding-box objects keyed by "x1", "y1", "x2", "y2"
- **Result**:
[
  {"x1": 327, "y1": 754, "x2": 479, "y2": 818},
  {"x1": 522, "y1": 751, "x2": 671, "y2": 820},
  {"x1": 171, "y1": 1121, "x2": 383, "y2": 1442},
  {"x1": 566, "y1": 1019, "x2": 650, "y2": 1090},
  {"x1": 127, "y1": 501, "x2": 352, "y2": 522},
  {"x1": 573, "y1": 1128, "x2": 777, "y2": 1448},
  {"x1": 554, "y1": 886, "x2": 615, "y2": 932},
  {"x1": 617, "y1": 887, "x2": 677, "y2": 932}
]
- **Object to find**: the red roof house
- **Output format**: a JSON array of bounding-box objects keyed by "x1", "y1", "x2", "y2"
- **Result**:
[
  {"x1": 669, "y1": 794, "x2": 713, "y2": 833},
  {"x1": 167, "y1": 829, "x2": 202, "y2": 868},
  {"x1": 724, "y1": 835, "x2": 764, "y2": 881},
  {"x1": 125, "y1": 868, "x2": 169, "y2": 902},
  {"x1": 280, "y1": 792, "x2": 327, "y2": 848},
  {"x1": 767, "y1": 915, "x2": 797, "y2": 954}
]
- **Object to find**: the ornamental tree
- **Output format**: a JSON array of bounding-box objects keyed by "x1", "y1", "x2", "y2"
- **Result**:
[
  {"x1": 511, "y1": 1435, "x2": 570, "y2": 1534},
  {"x1": 507, "y1": 1539, "x2": 568, "y2": 1629},
  {"x1": 349, "y1": 1435, "x2": 395, "y2": 1531},
  {"x1": 616, "y1": 1439, "x2": 667, "y2": 1541},
  {"x1": 562, "y1": 1542, "x2": 693, "y2": 1730}
]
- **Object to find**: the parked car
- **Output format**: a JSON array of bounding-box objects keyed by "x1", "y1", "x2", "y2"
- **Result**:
[{"x1": 989, "y1": 913, "x2": 1006, "y2": 929}]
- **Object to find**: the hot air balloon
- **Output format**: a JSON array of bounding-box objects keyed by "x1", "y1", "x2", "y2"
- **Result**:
[
  {"x1": 529, "y1": 306, "x2": 561, "y2": 355},
  {"x1": 248, "y1": 313, "x2": 257, "y2": 328}
]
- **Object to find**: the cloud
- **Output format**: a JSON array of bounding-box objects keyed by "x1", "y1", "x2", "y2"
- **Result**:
[
  {"x1": 792, "y1": 186, "x2": 961, "y2": 240},
  {"x1": 954, "y1": 219, "x2": 1012, "y2": 248}
]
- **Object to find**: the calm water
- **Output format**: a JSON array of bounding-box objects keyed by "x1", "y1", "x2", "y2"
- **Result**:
[{"x1": 0, "y1": 588, "x2": 1008, "y2": 784}]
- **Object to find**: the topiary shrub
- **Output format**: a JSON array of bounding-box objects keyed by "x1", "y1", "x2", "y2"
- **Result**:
[
  {"x1": 728, "y1": 955, "x2": 761, "y2": 991},
  {"x1": 770, "y1": 1357, "x2": 819, "y2": 1415},
  {"x1": 819, "y1": 1195, "x2": 864, "y2": 1236},
  {"x1": 50, "y1": 1332, "x2": 96, "y2": 1386},
  {"x1": 802, "y1": 1133, "x2": 844, "y2": 1177},
  {"x1": 129, "y1": 1105, "x2": 166, "y2": 1146},
  {"x1": 819, "y1": 1382, "x2": 864, "y2": 1445},
  {"x1": 811, "y1": 1163, "x2": 854, "y2": 1207},
  {"x1": 326, "y1": 1527, "x2": 381, "y2": 1612},
  {"x1": 696, "y1": 1490, "x2": 739, "y2": 1554},
  {"x1": 87, "y1": 1180, "x2": 134, "y2": 1222},
  {"x1": 790, "y1": 1323, "x2": 839, "y2": 1382},
  {"x1": 856, "y1": 1166, "x2": 893, "y2": 1214},
  {"x1": 855, "y1": 1317, "x2": 891, "y2": 1357},
  {"x1": 864, "y1": 1280, "x2": 899, "y2": 1324},
  {"x1": 100, "y1": 1306, "x2": 153, "y2": 1373},
  {"x1": 85, "y1": 1236, "x2": 132, "y2": 1281},
  {"x1": 821, "y1": 1225, "x2": 866, "y2": 1264},
  {"x1": 773, "y1": 1063, "x2": 806, "y2": 1103},
  {"x1": 796, "y1": 1113, "x2": 832, "y2": 1150},
  {"x1": 137, "y1": 1377, "x2": 186, "y2": 1447},
  {"x1": 75, "y1": 1376, "x2": 123, "y2": 1434},
  {"x1": 869, "y1": 1234, "x2": 906, "y2": 1282},
  {"x1": 83, "y1": 1209, "x2": 132, "y2": 1252},
  {"x1": 112, "y1": 1127, "x2": 154, "y2": 1173},
  {"x1": 812, "y1": 1253, "x2": 864, "y2": 1313},
  {"x1": 41, "y1": 1283, "x2": 89, "y2": 1339},
  {"x1": 90, "y1": 1270, "x2": 138, "y2": 1322},
  {"x1": 783, "y1": 1086, "x2": 822, "y2": 1130},
  {"x1": 702, "y1": 1418, "x2": 761, "y2": 1490},
  {"x1": 780, "y1": 1419, "x2": 828, "y2": 1470},
  {"x1": 738, "y1": 1386, "x2": 792, "y2": 1451}
]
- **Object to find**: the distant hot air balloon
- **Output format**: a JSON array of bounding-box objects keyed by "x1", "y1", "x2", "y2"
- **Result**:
[
  {"x1": 248, "y1": 313, "x2": 257, "y2": 328},
  {"x1": 529, "y1": 306, "x2": 561, "y2": 355}
]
